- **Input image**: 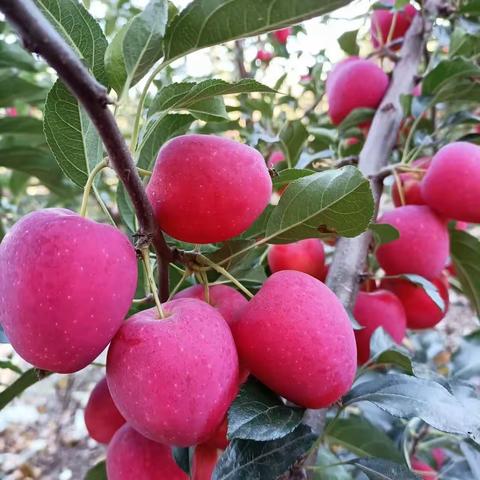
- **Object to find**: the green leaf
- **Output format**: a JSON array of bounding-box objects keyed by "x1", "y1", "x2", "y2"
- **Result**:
[
  {"x1": 172, "y1": 447, "x2": 193, "y2": 475},
  {"x1": 44, "y1": 81, "x2": 103, "y2": 187},
  {"x1": 0, "y1": 359, "x2": 23, "y2": 374},
  {"x1": 459, "y1": 0, "x2": 480, "y2": 15},
  {"x1": 105, "y1": 0, "x2": 169, "y2": 94},
  {"x1": 188, "y1": 96, "x2": 229, "y2": 121},
  {"x1": 452, "y1": 330, "x2": 480, "y2": 380},
  {"x1": 264, "y1": 166, "x2": 374, "y2": 243},
  {"x1": 0, "y1": 369, "x2": 52, "y2": 411},
  {"x1": 370, "y1": 224, "x2": 400, "y2": 246},
  {"x1": 213, "y1": 425, "x2": 316, "y2": 480},
  {"x1": 272, "y1": 169, "x2": 315, "y2": 188},
  {"x1": 0, "y1": 71, "x2": 47, "y2": 107},
  {"x1": 344, "y1": 374, "x2": 480, "y2": 443},
  {"x1": 0, "y1": 116, "x2": 44, "y2": 137},
  {"x1": 279, "y1": 120, "x2": 309, "y2": 167},
  {"x1": 450, "y1": 28, "x2": 480, "y2": 58},
  {"x1": 338, "y1": 108, "x2": 375, "y2": 132},
  {"x1": 338, "y1": 29, "x2": 359, "y2": 56},
  {"x1": 163, "y1": 0, "x2": 350, "y2": 62},
  {"x1": 369, "y1": 328, "x2": 414, "y2": 374},
  {"x1": 36, "y1": 0, "x2": 108, "y2": 83},
  {"x1": 314, "y1": 448, "x2": 353, "y2": 480},
  {"x1": 228, "y1": 378, "x2": 304, "y2": 441},
  {"x1": 0, "y1": 41, "x2": 37, "y2": 71},
  {"x1": 207, "y1": 240, "x2": 257, "y2": 271},
  {"x1": 117, "y1": 183, "x2": 136, "y2": 233},
  {"x1": 348, "y1": 458, "x2": 418, "y2": 480},
  {"x1": 397, "y1": 274, "x2": 445, "y2": 312},
  {"x1": 422, "y1": 59, "x2": 480, "y2": 97},
  {"x1": 450, "y1": 229, "x2": 480, "y2": 316},
  {"x1": 460, "y1": 441, "x2": 480, "y2": 479},
  {"x1": 84, "y1": 461, "x2": 107, "y2": 480},
  {"x1": 326, "y1": 416, "x2": 403, "y2": 462},
  {"x1": 137, "y1": 113, "x2": 194, "y2": 170},
  {"x1": 242, "y1": 205, "x2": 274, "y2": 240}
]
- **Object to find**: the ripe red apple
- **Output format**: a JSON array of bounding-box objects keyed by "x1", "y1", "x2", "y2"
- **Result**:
[
  {"x1": 146, "y1": 134, "x2": 272, "y2": 244},
  {"x1": 107, "y1": 424, "x2": 188, "y2": 480},
  {"x1": 107, "y1": 299, "x2": 239, "y2": 446},
  {"x1": 192, "y1": 444, "x2": 218, "y2": 480},
  {"x1": 273, "y1": 27, "x2": 292, "y2": 44},
  {"x1": 391, "y1": 157, "x2": 431, "y2": 207},
  {"x1": 421, "y1": 142, "x2": 480, "y2": 222},
  {"x1": 267, "y1": 239, "x2": 327, "y2": 281},
  {"x1": 232, "y1": 270, "x2": 357, "y2": 408},
  {"x1": 84, "y1": 377, "x2": 126, "y2": 444},
  {"x1": 354, "y1": 290, "x2": 407, "y2": 364},
  {"x1": 256, "y1": 49, "x2": 273, "y2": 63},
  {"x1": 411, "y1": 458, "x2": 438, "y2": 480},
  {"x1": 268, "y1": 150, "x2": 285, "y2": 168},
  {"x1": 376, "y1": 206, "x2": 449, "y2": 278},
  {"x1": 0, "y1": 209, "x2": 137, "y2": 373},
  {"x1": 326, "y1": 58, "x2": 389, "y2": 125},
  {"x1": 203, "y1": 415, "x2": 229, "y2": 450},
  {"x1": 371, "y1": 1, "x2": 417, "y2": 49},
  {"x1": 381, "y1": 275, "x2": 449, "y2": 329}
]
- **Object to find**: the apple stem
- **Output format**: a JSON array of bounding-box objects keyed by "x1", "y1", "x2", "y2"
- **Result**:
[
  {"x1": 167, "y1": 270, "x2": 190, "y2": 301},
  {"x1": 200, "y1": 270, "x2": 211, "y2": 305},
  {"x1": 386, "y1": 12, "x2": 399, "y2": 46},
  {"x1": 140, "y1": 248, "x2": 166, "y2": 319},
  {"x1": 137, "y1": 167, "x2": 152, "y2": 177},
  {"x1": 79, "y1": 159, "x2": 108, "y2": 218},
  {"x1": 393, "y1": 168, "x2": 406, "y2": 206},
  {"x1": 197, "y1": 254, "x2": 254, "y2": 299}
]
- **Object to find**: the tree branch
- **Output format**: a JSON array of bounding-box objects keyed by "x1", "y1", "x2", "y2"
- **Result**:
[
  {"x1": 288, "y1": 1, "x2": 443, "y2": 478},
  {"x1": 0, "y1": 0, "x2": 173, "y2": 301},
  {"x1": 234, "y1": 40, "x2": 250, "y2": 79}
]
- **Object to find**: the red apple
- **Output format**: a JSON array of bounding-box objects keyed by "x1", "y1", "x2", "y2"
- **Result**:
[
  {"x1": 232, "y1": 271, "x2": 357, "y2": 408},
  {"x1": 431, "y1": 448, "x2": 446, "y2": 469},
  {"x1": 107, "y1": 299, "x2": 239, "y2": 446},
  {"x1": 84, "y1": 377, "x2": 126, "y2": 444},
  {"x1": 192, "y1": 444, "x2": 218, "y2": 480},
  {"x1": 422, "y1": 142, "x2": 480, "y2": 222},
  {"x1": 411, "y1": 458, "x2": 438, "y2": 480},
  {"x1": 376, "y1": 206, "x2": 449, "y2": 278},
  {"x1": 371, "y1": 1, "x2": 417, "y2": 49},
  {"x1": 326, "y1": 58, "x2": 389, "y2": 125},
  {"x1": 382, "y1": 274, "x2": 449, "y2": 329},
  {"x1": 391, "y1": 157, "x2": 431, "y2": 207},
  {"x1": 267, "y1": 239, "x2": 327, "y2": 281},
  {"x1": 0, "y1": 209, "x2": 137, "y2": 373},
  {"x1": 107, "y1": 424, "x2": 188, "y2": 480},
  {"x1": 203, "y1": 415, "x2": 229, "y2": 450},
  {"x1": 268, "y1": 150, "x2": 285, "y2": 168},
  {"x1": 354, "y1": 290, "x2": 407, "y2": 364},
  {"x1": 256, "y1": 49, "x2": 273, "y2": 63},
  {"x1": 273, "y1": 27, "x2": 292, "y2": 44},
  {"x1": 146, "y1": 134, "x2": 272, "y2": 244}
]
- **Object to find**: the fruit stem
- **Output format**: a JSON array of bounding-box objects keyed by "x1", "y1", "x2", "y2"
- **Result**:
[
  {"x1": 197, "y1": 254, "x2": 254, "y2": 299},
  {"x1": 386, "y1": 12, "x2": 398, "y2": 46},
  {"x1": 137, "y1": 167, "x2": 152, "y2": 177},
  {"x1": 167, "y1": 269, "x2": 190, "y2": 301},
  {"x1": 200, "y1": 270, "x2": 211, "y2": 305},
  {"x1": 141, "y1": 248, "x2": 166, "y2": 319},
  {"x1": 393, "y1": 168, "x2": 406, "y2": 206},
  {"x1": 79, "y1": 159, "x2": 108, "y2": 217}
]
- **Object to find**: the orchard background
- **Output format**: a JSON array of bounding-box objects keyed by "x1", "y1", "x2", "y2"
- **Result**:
[{"x1": 1, "y1": 0, "x2": 480, "y2": 479}]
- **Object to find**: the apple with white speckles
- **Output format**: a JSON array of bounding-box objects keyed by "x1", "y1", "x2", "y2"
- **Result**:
[
  {"x1": 232, "y1": 270, "x2": 357, "y2": 408},
  {"x1": 0, "y1": 209, "x2": 137, "y2": 373},
  {"x1": 106, "y1": 298, "x2": 239, "y2": 447}
]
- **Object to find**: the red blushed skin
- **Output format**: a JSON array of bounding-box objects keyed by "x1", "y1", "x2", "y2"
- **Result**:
[
  {"x1": 267, "y1": 239, "x2": 327, "y2": 281},
  {"x1": 392, "y1": 157, "x2": 431, "y2": 207},
  {"x1": 107, "y1": 299, "x2": 239, "y2": 447},
  {"x1": 381, "y1": 275, "x2": 449, "y2": 330},
  {"x1": 256, "y1": 49, "x2": 273, "y2": 63},
  {"x1": 268, "y1": 150, "x2": 285, "y2": 168},
  {"x1": 174, "y1": 284, "x2": 250, "y2": 383},
  {"x1": 273, "y1": 27, "x2": 292, "y2": 44},
  {"x1": 326, "y1": 58, "x2": 389, "y2": 126},
  {"x1": 422, "y1": 142, "x2": 480, "y2": 223},
  {"x1": 376, "y1": 206, "x2": 449, "y2": 278},
  {"x1": 0, "y1": 209, "x2": 137, "y2": 373},
  {"x1": 232, "y1": 271, "x2": 357, "y2": 408},
  {"x1": 354, "y1": 290, "x2": 407, "y2": 365},
  {"x1": 84, "y1": 377, "x2": 126, "y2": 444},
  {"x1": 411, "y1": 459, "x2": 438, "y2": 480},
  {"x1": 146, "y1": 134, "x2": 272, "y2": 244},
  {"x1": 203, "y1": 415, "x2": 229, "y2": 450},
  {"x1": 371, "y1": 2, "x2": 417, "y2": 49},
  {"x1": 192, "y1": 444, "x2": 218, "y2": 480},
  {"x1": 431, "y1": 448, "x2": 446, "y2": 469},
  {"x1": 107, "y1": 425, "x2": 188, "y2": 480}
]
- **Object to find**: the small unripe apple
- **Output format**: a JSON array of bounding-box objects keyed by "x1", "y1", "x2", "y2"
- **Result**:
[
  {"x1": 232, "y1": 270, "x2": 357, "y2": 408},
  {"x1": 107, "y1": 424, "x2": 188, "y2": 480},
  {"x1": 421, "y1": 142, "x2": 480, "y2": 222},
  {"x1": 192, "y1": 444, "x2": 218, "y2": 480},
  {"x1": 326, "y1": 58, "x2": 389, "y2": 125},
  {"x1": 354, "y1": 290, "x2": 407, "y2": 364},
  {"x1": 391, "y1": 157, "x2": 431, "y2": 207},
  {"x1": 267, "y1": 239, "x2": 327, "y2": 281},
  {"x1": 147, "y1": 134, "x2": 272, "y2": 244},
  {"x1": 411, "y1": 458, "x2": 438, "y2": 480},
  {"x1": 273, "y1": 27, "x2": 293, "y2": 44},
  {"x1": 381, "y1": 275, "x2": 449, "y2": 329},
  {"x1": 371, "y1": 1, "x2": 417, "y2": 49},
  {"x1": 107, "y1": 299, "x2": 239, "y2": 446},
  {"x1": 0, "y1": 209, "x2": 137, "y2": 373},
  {"x1": 376, "y1": 206, "x2": 449, "y2": 278},
  {"x1": 84, "y1": 377, "x2": 126, "y2": 444},
  {"x1": 256, "y1": 49, "x2": 273, "y2": 63}
]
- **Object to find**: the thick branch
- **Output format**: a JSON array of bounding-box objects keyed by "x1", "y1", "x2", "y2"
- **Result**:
[
  {"x1": 234, "y1": 40, "x2": 250, "y2": 79},
  {"x1": 0, "y1": 0, "x2": 172, "y2": 301}
]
